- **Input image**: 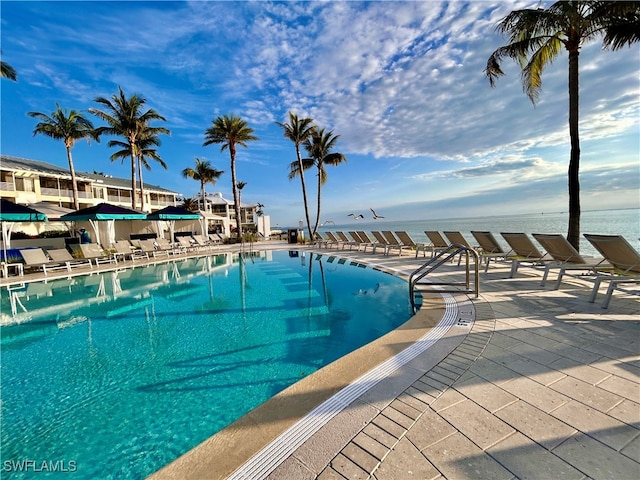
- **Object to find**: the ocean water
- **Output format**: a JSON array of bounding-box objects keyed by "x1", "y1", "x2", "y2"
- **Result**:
[{"x1": 319, "y1": 208, "x2": 640, "y2": 258}]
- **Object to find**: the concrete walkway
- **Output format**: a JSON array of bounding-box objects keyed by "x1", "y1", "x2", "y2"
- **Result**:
[
  {"x1": 2, "y1": 242, "x2": 638, "y2": 479},
  {"x1": 266, "y1": 247, "x2": 639, "y2": 480}
]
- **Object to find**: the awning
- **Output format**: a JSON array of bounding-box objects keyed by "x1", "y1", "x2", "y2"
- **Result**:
[
  {"x1": 60, "y1": 203, "x2": 147, "y2": 221},
  {"x1": 145, "y1": 206, "x2": 202, "y2": 221},
  {"x1": 0, "y1": 198, "x2": 49, "y2": 222}
]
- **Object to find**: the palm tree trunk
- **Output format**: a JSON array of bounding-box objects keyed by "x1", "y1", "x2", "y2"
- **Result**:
[
  {"x1": 138, "y1": 156, "x2": 145, "y2": 211},
  {"x1": 200, "y1": 181, "x2": 206, "y2": 212},
  {"x1": 130, "y1": 152, "x2": 137, "y2": 210},
  {"x1": 567, "y1": 49, "x2": 581, "y2": 252},
  {"x1": 296, "y1": 144, "x2": 313, "y2": 241},
  {"x1": 312, "y1": 163, "x2": 322, "y2": 237},
  {"x1": 230, "y1": 145, "x2": 242, "y2": 239},
  {"x1": 66, "y1": 146, "x2": 80, "y2": 210}
]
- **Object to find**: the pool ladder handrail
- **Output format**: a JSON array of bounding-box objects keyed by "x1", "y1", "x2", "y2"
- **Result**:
[{"x1": 409, "y1": 244, "x2": 479, "y2": 312}]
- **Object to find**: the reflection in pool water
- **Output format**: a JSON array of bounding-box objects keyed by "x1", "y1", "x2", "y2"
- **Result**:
[{"x1": 1, "y1": 250, "x2": 411, "y2": 479}]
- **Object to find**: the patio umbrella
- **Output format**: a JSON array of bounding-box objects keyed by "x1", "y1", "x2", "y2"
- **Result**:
[
  {"x1": 0, "y1": 199, "x2": 49, "y2": 260},
  {"x1": 146, "y1": 206, "x2": 202, "y2": 245},
  {"x1": 60, "y1": 202, "x2": 146, "y2": 247}
]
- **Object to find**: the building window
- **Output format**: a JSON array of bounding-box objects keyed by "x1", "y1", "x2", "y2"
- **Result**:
[{"x1": 16, "y1": 177, "x2": 34, "y2": 192}]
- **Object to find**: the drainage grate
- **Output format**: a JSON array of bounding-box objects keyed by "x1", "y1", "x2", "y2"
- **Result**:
[{"x1": 227, "y1": 294, "x2": 460, "y2": 480}]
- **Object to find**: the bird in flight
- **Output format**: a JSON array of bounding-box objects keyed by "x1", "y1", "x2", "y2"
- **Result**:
[
  {"x1": 320, "y1": 220, "x2": 335, "y2": 226},
  {"x1": 370, "y1": 208, "x2": 385, "y2": 219},
  {"x1": 348, "y1": 213, "x2": 364, "y2": 219}
]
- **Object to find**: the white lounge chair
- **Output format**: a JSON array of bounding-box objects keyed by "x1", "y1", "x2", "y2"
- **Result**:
[
  {"x1": 584, "y1": 234, "x2": 640, "y2": 308},
  {"x1": 111, "y1": 240, "x2": 149, "y2": 262},
  {"x1": 47, "y1": 248, "x2": 94, "y2": 271},
  {"x1": 532, "y1": 233, "x2": 611, "y2": 288},
  {"x1": 500, "y1": 232, "x2": 554, "y2": 277},
  {"x1": 395, "y1": 231, "x2": 428, "y2": 258},
  {"x1": 19, "y1": 248, "x2": 69, "y2": 275},
  {"x1": 471, "y1": 231, "x2": 510, "y2": 272},
  {"x1": 424, "y1": 231, "x2": 450, "y2": 257},
  {"x1": 79, "y1": 243, "x2": 117, "y2": 266},
  {"x1": 356, "y1": 231, "x2": 387, "y2": 254}
]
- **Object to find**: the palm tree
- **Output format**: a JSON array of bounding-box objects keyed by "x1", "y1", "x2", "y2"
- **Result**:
[
  {"x1": 276, "y1": 112, "x2": 316, "y2": 241},
  {"x1": 28, "y1": 104, "x2": 97, "y2": 209},
  {"x1": 295, "y1": 128, "x2": 347, "y2": 237},
  {"x1": 203, "y1": 114, "x2": 258, "y2": 239},
  {"x1": 109, "y1": 126, "x2": 168, "y2": 211},
  {"x1": 1, "y1": 62, "x2": 16, "y2": 81},
  {"x1": 89, "y1": 86, "x2": 169, "y2": 210},
  {"x1": 180, "y1": 197, "x2": 199, "y2": 212},
  {"x1": 485, "y1": 1, "x2": 640, "y2": 250},
  {"x1": 181, "y1": 157, "x2": 224, "y2": 212},
  {"x1": 1, "y1": 51, "x2": 16, "y2": 81}
]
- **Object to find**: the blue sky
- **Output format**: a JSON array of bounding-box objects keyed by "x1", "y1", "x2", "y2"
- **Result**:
[{"x1": 1, "y1": 1, "x2": 638, "y2": 227}]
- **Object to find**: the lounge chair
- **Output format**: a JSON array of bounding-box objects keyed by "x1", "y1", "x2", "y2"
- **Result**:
[
  {"x1": 443, "y1": 231, "x2": 477, "y2": 266},
  {"x1": 531, "y1": 233, "x2": 611, "y2": 288},
  {"x1": 324, "y1": 232, "x2": 344, "y2": 249},
  {"x1": 424, "y1": 231, "x2": 450, "y2": 257},
  {"x1": 395, "y1": 231, "x2": 428, "y2": 258},
  {"x1": 312, "y1": 232, "x2": 328, "y2": 247},
  {"x1": 19, "y1": 248, "x2": 70, "y2": 275},
  {"x1": 443, "y1": 231, "x2": 473, "y2": 249},
  {"x1": 471, "y1": 231, "x2": 510, "y2": 272},
  {"x1": 193, "y1": 234, "x2": 216, "y2": 251},
  {"x1": 111, "y1": 240, "x2": 149, "y2": 262},
  {"x1": 500, "y1": 232, "x2": 554, "y2": 277},
  {"x1": 79, "y1": 243, "x2": 117, "y2": 266},
  {"x1": 371, "y1": 231, "x2": 391, "y2": 255},
  {"x1": 138, "y1": 239, "x2": 171, "y2": 258},
  {"x1": 348, "y1": 232, "x2": 368, "y2": 251},
  {"x1": 47, "y1": 248, "x2": 94, "y2": 271},
  {"x1": 380, "y1": 231, "x2": 405, "y2": 256},
  {"x1": 584, "y1": 234, "x2": 640, "y2": 308},
  {"x1": 336, "y1": 231, "x2": 359, "y2": 250},
  {"x1": 209, "y1": 233, "x2": 226, "y2": 245},
  {"x1": 356, "y1": 231, "x2": 387, "y2": 254},
  {"x1": 156, "y1": 237, "x2": 184, "y2": 254}
]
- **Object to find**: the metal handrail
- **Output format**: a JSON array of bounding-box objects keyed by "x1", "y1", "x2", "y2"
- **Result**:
[{"x1": 409, "y1": 244, "x2": 479, "y2": 312}]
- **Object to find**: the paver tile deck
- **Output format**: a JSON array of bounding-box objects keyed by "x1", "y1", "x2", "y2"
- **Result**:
[{"x1": 9, "y1": 242, "x2": 635, "y2": 480}]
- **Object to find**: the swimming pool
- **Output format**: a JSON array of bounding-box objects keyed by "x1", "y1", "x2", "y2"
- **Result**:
[{"x1": 1, "y1": 250, "x2": 411, "y2": 479}]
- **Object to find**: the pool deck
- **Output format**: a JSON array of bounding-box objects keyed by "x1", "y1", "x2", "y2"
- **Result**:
[{"x1": 2, "y1": 241, "x2": 639, "y2": 479}]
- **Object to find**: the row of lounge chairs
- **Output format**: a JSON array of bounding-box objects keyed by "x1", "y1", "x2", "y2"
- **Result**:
[
  {"x1": 5, "y1": 234, "x2": 226, "y2": 277},
  {"x1": 315, "y1": 230, "x2": 639, "y2": 308}
]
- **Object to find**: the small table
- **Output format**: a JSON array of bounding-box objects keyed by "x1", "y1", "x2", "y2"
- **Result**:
[{"x1": 1, "y1": 262, "x2": 24, "y2": 278}]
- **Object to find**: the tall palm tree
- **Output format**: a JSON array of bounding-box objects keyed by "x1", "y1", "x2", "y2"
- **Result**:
[
  {"x1": 297, "y1": 128, "x2": 346, "y2": 237},
  {"x1": 485, "y1": 1, "x2": 640, "y2": 250},
  {"x1": 28, "y1": 104, "x2": 97, "y2": 209},
  {"x1": 181, "y1": 157, "x2": 224, "y2": 212},
  {"x1": 276, "y1": 112, "x2": 316, "y2": 241},
  {"x1": 89, "y1": 86, "x2": 169, "y2": 210},
  {"x1": 236, "y1": 181, "x2": 247, "y2": 226},
  {"x1": 109, "y1": 127, "x2": 168, "y2": 211},
  {"x1": 203, "y1": 114, "x2": 258, "y2": 239}
]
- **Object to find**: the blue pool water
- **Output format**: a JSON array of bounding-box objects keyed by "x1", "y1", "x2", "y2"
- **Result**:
[{"x1": 0, "y1": 250, "x2": 411, "y2": 479}]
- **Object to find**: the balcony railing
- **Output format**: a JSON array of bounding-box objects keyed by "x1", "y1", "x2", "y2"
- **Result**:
[
  {"x1": 0, "y1": 181, "x2": 16, "y2": 191},
  {"x1": 107, "y1": 195, "x2": 132, "y2": 203},
  {"x1": 40, "y1": 187, "x2": 92, "y2": 198}
]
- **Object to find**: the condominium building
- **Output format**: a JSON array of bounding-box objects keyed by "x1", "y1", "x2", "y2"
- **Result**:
[
  {"x1": 0, "y1": 155, "x2": 178, "y2": 211},
  {"x1": 0, "y1": 155, "x2": 258, "y2": 238}
]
